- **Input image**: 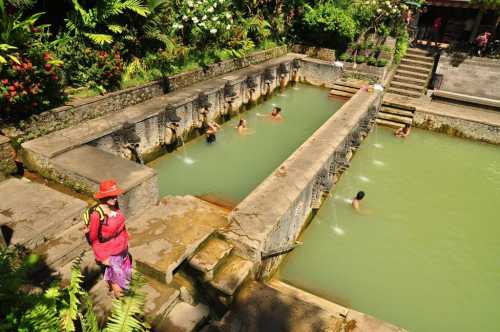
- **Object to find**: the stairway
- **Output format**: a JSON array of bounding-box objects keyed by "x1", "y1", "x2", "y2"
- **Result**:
[
  {"x1": 328, "y1": 79, "x2": 366, "y2": 99},
  {"x1": 376, "y1": 99, "x2": 416, "y2": 129},
  {"x1": 387, "y1": 48, "x2": 435, "y2": 98}
]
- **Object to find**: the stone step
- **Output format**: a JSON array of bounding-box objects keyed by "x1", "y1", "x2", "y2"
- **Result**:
[
  {"x1": 209, "y1": 254, "x2": 253, "y2": 297},
  {"x1": 0, "y1": 178, "x2": 86, "y2": 249},
  {"x1": 378, "y1": 112, "x2": 413, "y2": 125},
  {"x1": 380, "y1": 106, "x2": 414, "y2": 118},
  {"x1": 392, "y1": 74, "x2": 427, "y2": 86},
  {"x1": 382, "y1": 96, "x2": 417, "y2": 112},
  {"x1": 395, "y1": 69, "x2": 428, "y2": 80},
  {"x1": 189, "y1": 237, "x2": 234, "y2": 281},
  {"x1": 331, "y1": 84, "x2": 358, "y2": 94},
  {"x1": 89, "y1": 275, "x2": 181, "y2": 327},
  {"x1": 387, "y1": 87, "x2": 421, "y2": 98},
  {"x1": 406, "y1": 47, "x2": 431, "y2": 56},
  {"x1": 328, "y1": 90, "x2": 353, "y2": 99},
  {"x1": 390, "y1": 81, "x2": 423, "y2": 93},
  {"x1": 400, "y1": 58, "x2": 433, "y2": 69},
  {"x1": 376, "y1": 119, "x2": 405, "y2": 129},
  {"x1": 333, "y1": 78, "x2": 367, "y2": 89},
  {"x1": 34, "y1": 222, "x2": 88, "y2": 270},
  {"x1": 398, "y1": 64, "x2": 430, "y2": 75},
  {"x1": 129, "y1": 196, "x2": 229, "y2": 284},
  {"x1": 405, "y1": 53, "x2": 434, "y2": 63},
  {"x1": 157, "y1": 302, "x2": 209, "y2": 332}
]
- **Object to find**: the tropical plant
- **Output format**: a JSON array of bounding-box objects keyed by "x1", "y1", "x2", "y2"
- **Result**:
[
  {"x1": 355, "y1": 55, "x2": 366, "y2": 63},
  {"x1": 376, "y1": 58, "x2": 388, "y2": 67},
  {"x1": 367, "y1": 56, "x2": 377, "y2": 65},
  {"x1": 394, "y1": 31, "x2": 409, "y2": 64},
  {"x1": 65, "y1": 0, "x2": 150, "y2": 46},
  {"x1": 0, "y1": 246, "x2": 150, "y2": 332}
]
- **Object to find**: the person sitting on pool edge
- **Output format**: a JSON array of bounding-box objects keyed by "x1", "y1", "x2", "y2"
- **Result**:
[
  {"x1": 206, "y1": 122, "x2": 220, "y2": 144},
  {"x1": 395, "y1": 124, "x2": 411, "y2": 138},
  {"x1": 271, "y1": 106, "x2": 283, "y2": 120},
  {"x1": 352, "y1": 191, "x2": 365, "y2": 211}
]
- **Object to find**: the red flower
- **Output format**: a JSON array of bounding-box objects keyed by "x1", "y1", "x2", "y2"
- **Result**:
[
  {"x1": 1, "y1": 79, "x2": 7, "y2": 85},
  {"x1": 31, "y1": 27, "x2": 39, "y2": 33},
  {"x1": 8, "y1": 86, "x2": 15, "y2": 91},
  {"x1": 10, "y1": 90, "x2": 16, "y2": 96},
  {"x1": 51, "y1": 75, "x2": 58, "y2": 81},
  {"x1": 44, "y1": 63, "x2": 52, "y2": 71},
  {"x1": 43, "y1": 52, "x2": 50, "y2": 60}
]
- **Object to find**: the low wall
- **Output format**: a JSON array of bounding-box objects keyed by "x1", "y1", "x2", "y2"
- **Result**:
[
  {"x1": 297, "y1": 57, "x2": 343, "y2": 88},
  {"x1": 413, "y1": 109, "x2": 500, "y2": 144},
  {"x1": 435, "y1": 55, "x2": 500, "y2": 101},
  {"x1": 222, "y1": 88, "x2": 382, "y2": 279},
  {"x1": 0, "y1": 135, "x2": 16, "y2": 180},
  {"x1": 2, "y1": 46, "x2": 288, "y2": 143}
]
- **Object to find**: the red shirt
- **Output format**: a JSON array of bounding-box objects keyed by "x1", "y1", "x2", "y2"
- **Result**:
[{"x1": 89, "y1": 208, "x2": 129, "y2": 262}]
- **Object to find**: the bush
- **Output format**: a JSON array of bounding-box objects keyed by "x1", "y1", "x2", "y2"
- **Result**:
[
  {"x1": 338, "y1": 53, "x2": 350, "y2": 61},
  {"x1": 367, "y1": 56, "x2": 377, "y2": 66},
  {"x1": 394, "y1": 33, "x2": 409, "y2": 64},
  {"x1": 376, "y1": 59, "x2": 388, "y2": 67},
  {"x1": 0, "y1": 47, "x2": 67, "y2": 118},
  {"x1": 355, "y1": 55, "x2": 366, "y2": 63}
]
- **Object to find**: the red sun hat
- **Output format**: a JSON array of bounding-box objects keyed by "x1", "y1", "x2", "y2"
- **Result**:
[{"x1": 94, "y1": 179, "x2": 124, "y2": 199}]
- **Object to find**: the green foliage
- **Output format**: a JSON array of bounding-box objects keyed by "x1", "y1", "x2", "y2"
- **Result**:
[
  {"x1": 65, "y1": 0, "x2": 150, "y2": 46},
  {"x1": 394, "y1": 32, "x2": 409, "y2": 64},
  {"x1": 376, "y1": 58, "x2": 388, "y2": 67},
  {"x1": 367, "y1": 56, "x2": 377, "y2": 65},
  {"x1": 302, "y1": 2, "x2": 358, "y2": 47},
  {"x1": 0, "y1": 247, "x2": 150, "y2": 332},
  {"x1": 355, "y1": 55, "x2": 366, "y2": 63}
]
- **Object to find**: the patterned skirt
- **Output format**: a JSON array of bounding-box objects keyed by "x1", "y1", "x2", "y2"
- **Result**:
[{"x1": 103, "y1": 252, "x2": 132, "y2": 289}]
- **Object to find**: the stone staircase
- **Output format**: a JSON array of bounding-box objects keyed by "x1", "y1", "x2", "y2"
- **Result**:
[
  {"x1": 73, "y1": 196, "x2": 253, "y2": 332},
  {"x1": 376, "y1": 101, "x2": 416, "y2": 129},
  {"x1": 328, "y1": 79, "x2": 366, "y2": 99},
  {"x1": 387, "y1": 48, "x2": 435, "y2": 98}
]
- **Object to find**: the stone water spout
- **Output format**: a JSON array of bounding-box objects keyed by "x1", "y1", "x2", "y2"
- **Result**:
[
  {"x1": 161, "y1": 105, "x2": 182, "y2": 149},
  {"x1": 278, "y1": 63, "x2": 289, "y2": 93},
  {"x1": 291, "y1": 59, "x2": 301, "y2": 84},
  {"x1": 194, "y1": 92, "x2": 211, "y2": 130},
  {"x1": 223, "y1": 82, "x2": 237, "y2": 116},
  {"x1": 119, "y1": 121, "x2": 144, "y2": 164},
  {"x1": 246, "y1": 76, "x2": 257, "y2": 103},
  {"x1": 263, "y1": 68, "x2": 275, "y2": 98}
]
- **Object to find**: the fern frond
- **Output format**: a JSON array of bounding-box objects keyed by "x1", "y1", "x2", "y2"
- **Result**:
[
  {"x1": 85, "y1": 33, "x2": 114, "y2": 45},
  {"x1": 108, "y1": 24, "x2": 125, "y2": 33},
  {"x1": 121, "y1": 0, "x2": 150, "y2": 17},
  {"x1": 103, "y1": 272, "x2": 148, "y2": 332},
  {"x1": 60, "y1": 256, "x2": 85, "y2": 332},
  {"x1": 79, "y1": 294, "x2": 100, "y2": 332}
]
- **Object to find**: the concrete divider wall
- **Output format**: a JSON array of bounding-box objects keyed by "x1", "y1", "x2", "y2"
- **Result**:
[
  {"x1": 297, "y1": 58, "x2": 343, "y2": 88},
  {"x1": 223, "y1": 89, "x2": 382, "y2": 279}
]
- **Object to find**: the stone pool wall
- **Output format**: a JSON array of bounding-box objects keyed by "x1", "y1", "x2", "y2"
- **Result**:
[
  {"x1": 2, "y1": 46, "x2": 288, "y2": 143},
  {"x1": 88, "y1": 57, "x2": 297, "y2": 162},
  {"x1": 223, "y1": 88, "x2": 382, "y2": 279},
  {"x1": 413, "y1": 110, "x2": 500, "y2": 144}
]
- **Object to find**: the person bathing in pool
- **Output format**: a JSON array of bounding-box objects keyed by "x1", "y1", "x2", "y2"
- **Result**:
[
  {"x1": 395, "y1": 124, "x2": 411, "y2": 138},
  {"x1": 352, "y1": 191, "x2": 365, "y2": 211},
  {"x1": 206, "y1": 122, "x2": 220, "y2": 144},
  {"x1": 236, "y1": 119, "x2": 255, "y2": 135},
  {"x1": 258, "y1": 106, "x2": 283, "y2": 120}
]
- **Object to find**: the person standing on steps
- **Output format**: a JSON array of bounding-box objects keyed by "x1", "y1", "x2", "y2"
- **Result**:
[{"x1": 83, "y1": 179, "x2": 131, "y2": 298}]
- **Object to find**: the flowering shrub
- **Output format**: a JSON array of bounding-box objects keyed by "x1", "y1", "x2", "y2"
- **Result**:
[
  {"x1": 0, "y1": 47, "x2": 66, "y2": 118},
  {"x1": 174, "y1": 0, "x2": 234, "y2": 48}
]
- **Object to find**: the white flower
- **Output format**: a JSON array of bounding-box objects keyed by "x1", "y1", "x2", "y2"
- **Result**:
[
  {"x1": 226, "y1": 24, "x2": 231, "y2": 30},
  {"x1": 207, "y1": 6, "x2": 214, "y2": 13},
  {"x1": 213, "y1": 2, "x2": 217, "y2": 8},
  {"x1": 202, "y1": 15, "x2": 207, "y2": 20},
  {"x1": 219, "y1": 0, "x2": 223, "y2": 3},
  {"x1": 212, "y1": 16, "x2": 218, "y2": 21},
  {"x1": 225, "y1": 12, "x2": 231, "y2": 18},
  {"x1": 187, "y1": 1, "x2": 193, "y2": 7},
  {"x1": 377, "y1": 8, "x2": 382, "y2": 13},
  {"x1": 192, "y1": 16, "x2": 199, "y2": 23},
  {"x1": 182, "y1": 15, "x2": 188, "y2": 21},
  {"x1": 210, "y1": 28, "x2": 217, "y2": 34}
]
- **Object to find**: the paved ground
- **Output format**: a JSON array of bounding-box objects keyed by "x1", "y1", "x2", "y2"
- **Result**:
[{"x1": 0, "y1": 177, "x2": 86, "y2": 248}]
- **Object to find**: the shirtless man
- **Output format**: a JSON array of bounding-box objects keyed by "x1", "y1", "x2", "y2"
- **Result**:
[
  {"x1": 271, "y1": 106, "x2": 283, "y2": 120},
  {"x1": 395, "y1": 124, "x2": 411, "y2": 138},
  {"x1": 206, "y1": 122, "x2": 220, "y2": 144}
]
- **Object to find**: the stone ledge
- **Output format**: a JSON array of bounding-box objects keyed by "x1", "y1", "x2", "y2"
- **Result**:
[{"x1": 433, "y1": 90, "x2": 500, "y2": 109}]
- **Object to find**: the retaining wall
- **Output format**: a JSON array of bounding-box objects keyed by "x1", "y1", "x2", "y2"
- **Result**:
[
  {"x1": 2, "y1": 46, "x2": 288, "y2": 143},
  {"x1": 0, "y1": 135, "x2": 16, "y2": 180},
  {"x1": 223, "y1": 88, "x2": 382, "y2": 279},
  {"x1": 414, "y1": 109, "x2": 500, "y2": 144}
]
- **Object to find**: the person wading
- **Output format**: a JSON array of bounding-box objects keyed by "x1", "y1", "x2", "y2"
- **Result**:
[{"x1": 83, "y1": 179, "x2": 131, "y2": 298}]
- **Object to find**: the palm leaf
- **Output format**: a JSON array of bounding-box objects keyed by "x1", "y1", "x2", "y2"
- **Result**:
[
  {"x1": 121, "y1": 0, "x2": 150, "y2": 17},
  {"x1": 108, "y1": 24, "x2": 125, "y2": 33}
]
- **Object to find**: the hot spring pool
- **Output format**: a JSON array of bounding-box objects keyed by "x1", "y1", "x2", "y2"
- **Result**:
[
  {"x1": 278, "y1": 126, "x2": 500, "y2": 332},
  {"x1": 149, "y1": 84, "x2": 344, "y2": 206}
]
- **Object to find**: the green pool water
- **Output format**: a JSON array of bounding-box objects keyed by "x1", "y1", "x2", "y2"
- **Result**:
[
  {"x1": 149, "y1": 84, "x2": 343, "y2": 206},
  {"x1": 278, "y1": 127, "x2": 500, "y2": 332}
]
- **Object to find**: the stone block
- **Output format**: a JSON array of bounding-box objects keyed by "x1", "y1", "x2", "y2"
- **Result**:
[
  {"x1": 210, "y1": 255, "x2": 253, "y2": 296},
  {"x1": 189, "y1": 238, "x2": 233, "y2": 280},
  {"x1": 0, "y1": 178, "x2": 86, "y2": 248},
  {"x1": 157, "y1": 302, "x2": 209, "y2": 332}
]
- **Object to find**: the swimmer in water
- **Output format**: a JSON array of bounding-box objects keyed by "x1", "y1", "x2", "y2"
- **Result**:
[
  {"x1": 237, "y1": 119, "x2": 247, "y2": 134},
  {"x1": 395, "y1": 124, "x2": 411, "y2": 138},
  {"x1": 352, "y1": 191, "x2": 365, "y2": 211},
  {"x1": 271, "y1": 106, "x2": 283, "y2": 120},
  {"x1": 206, "y1": 122, "x2": 220, "y2": 144}
]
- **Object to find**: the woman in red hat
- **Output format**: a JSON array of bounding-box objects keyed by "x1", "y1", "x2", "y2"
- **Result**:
[{"x1": 85, "y1": 179, "x2": 131, "y2": 298}]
